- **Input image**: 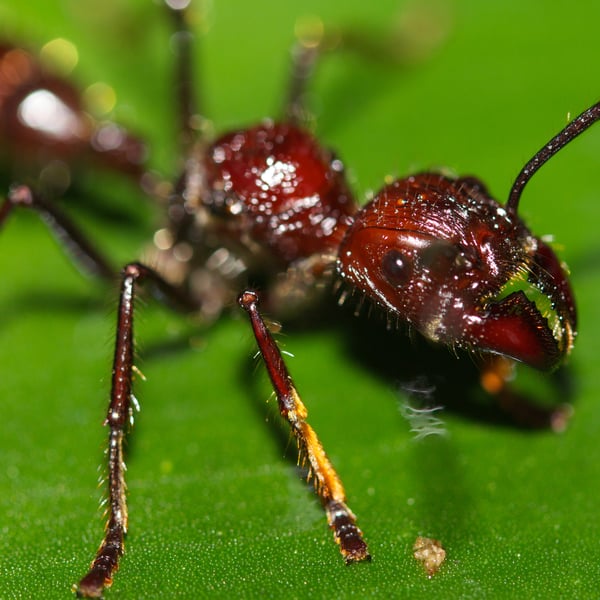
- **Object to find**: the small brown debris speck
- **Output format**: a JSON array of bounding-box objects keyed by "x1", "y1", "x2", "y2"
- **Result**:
[{"x1": 413, "y1": 536, "x2": 446, "y2": 577}]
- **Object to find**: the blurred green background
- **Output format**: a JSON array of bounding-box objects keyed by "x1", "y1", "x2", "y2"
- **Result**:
[{"x1": 0, "y1": 0, "x2": 599, "y2": 598}]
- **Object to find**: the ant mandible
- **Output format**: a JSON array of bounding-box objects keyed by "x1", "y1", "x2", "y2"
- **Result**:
[{"x1": 1, "y1": 2, "x2": 598, "y2": 597}]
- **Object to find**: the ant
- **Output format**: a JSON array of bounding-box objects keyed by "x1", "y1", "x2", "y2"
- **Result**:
[{"x1": 1, "y1": 2, "x2": 598, "y2": 597}]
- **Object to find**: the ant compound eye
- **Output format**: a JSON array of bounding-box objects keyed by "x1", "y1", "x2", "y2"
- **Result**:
[
  {"x1": 419, "y1": 240, "x2": 476, "y2": 276},
  {"x1": 381, "y1": 249, "x2": 412, "y2": 287}
]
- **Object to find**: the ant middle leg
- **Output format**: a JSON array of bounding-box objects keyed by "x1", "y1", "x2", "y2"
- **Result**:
[{"x1": 238, "y1": 289, "x2": 370, "y2": 563}]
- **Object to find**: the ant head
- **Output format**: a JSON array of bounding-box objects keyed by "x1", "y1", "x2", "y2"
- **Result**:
[{"x1": 334, "y1": 99, "x2": 600, "y2": 371}]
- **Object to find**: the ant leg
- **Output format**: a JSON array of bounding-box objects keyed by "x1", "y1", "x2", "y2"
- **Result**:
[
  {"x1": 285, "y1": 39, "x2": 321, "y2": 125},
  {"x1": 76, "y1": 262, "x2": 193, "y2": 598},
  {"x1": 480, "y1": 356, "x2": 572, "y2": 432},
  {"x1": 238, "y1": 290, "x2": 370, "y2": 563},
  {"x1": 166, "y1": 1, "x2": 200, "y2": 154},
  {"x1": 284, "y1": 6, "x2": 451, "y2": 125},
  {"x1": 0, "y1": 185, "x2": 114, "y2": 281},
  {"x1": 1, "y1": 185, "x2": 196, "y2": 312}
]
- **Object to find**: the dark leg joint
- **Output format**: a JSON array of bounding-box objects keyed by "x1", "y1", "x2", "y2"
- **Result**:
[
  {"x1": 0, "y1": 184, "x2": 34, "y2": 226},
  {"x1": 123, "y1": 261, "x2": 198, "y2": 313},
  {"x1": 8, "y1": 184, "x2": 35, "y2": 206},
  {"x1": 237, "y1": 289, "x2": 259, "y2": 311}
]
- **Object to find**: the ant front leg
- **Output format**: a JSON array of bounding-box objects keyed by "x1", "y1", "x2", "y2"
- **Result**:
[
  {"x1": 238, "y1": 290, "x2": 370, "y2": 563},
  {"x1": 76, "y1": 262, "x2": 195, "y2": 598},
  {"x1": 479, "y1": 356, "x2": 572, "y2": 432}
]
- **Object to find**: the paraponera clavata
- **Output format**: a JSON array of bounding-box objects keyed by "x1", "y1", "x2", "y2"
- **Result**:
[{"x1": 2, "y1": 0, "x2": 600, "y2": 597}]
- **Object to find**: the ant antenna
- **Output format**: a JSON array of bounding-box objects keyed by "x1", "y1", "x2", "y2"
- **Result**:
[{"x1": 506, "y1": 100, "x2": 600, "y2": 217}]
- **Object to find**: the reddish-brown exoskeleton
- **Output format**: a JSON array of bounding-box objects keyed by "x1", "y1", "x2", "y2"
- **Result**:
[
  {"x1": 1, "y1": 3, "x2": 598, "y2": 597},
  {"x1": 0, "y1": 42, "x2": 149, "y2": 183}
]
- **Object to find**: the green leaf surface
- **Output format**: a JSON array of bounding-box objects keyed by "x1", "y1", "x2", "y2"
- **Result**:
[{"x1": 1, "y1": 1, "x2": 600, "y2": 598}]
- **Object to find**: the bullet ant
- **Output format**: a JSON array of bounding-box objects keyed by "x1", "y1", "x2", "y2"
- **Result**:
[{"x1": 1, "y1": 2, "x2": 597, "y2": 597}]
